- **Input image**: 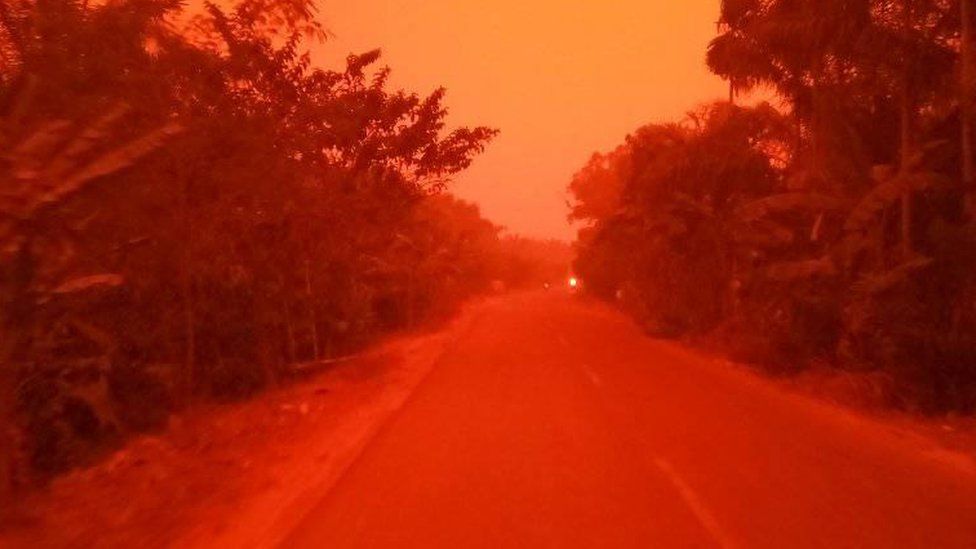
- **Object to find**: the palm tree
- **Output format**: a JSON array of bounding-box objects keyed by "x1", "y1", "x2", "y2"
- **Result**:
[
  {"x1": 963, "y1": 0, "x2": 975, "y2": 216},
  {"x1": 0, "y1": 98, "x2": 179, "y2": 513}
]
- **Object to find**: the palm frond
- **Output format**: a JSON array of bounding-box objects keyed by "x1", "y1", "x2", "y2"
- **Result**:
[
  {"x1": 851, "y1": 255, "x2": 934, "y2": 297},
  {"x1": 844, "y1": 170, "x2": 950, "y2": 232},
  {"x1": 738, "y1": 192, "x2": 850, "y2": 222},
  {"x1": 764, "y1": 255, "x2": 838, "y2": 282}
]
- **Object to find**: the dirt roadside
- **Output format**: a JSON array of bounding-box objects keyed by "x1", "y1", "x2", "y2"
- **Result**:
[
  {"x1": 3, "y1": 293, "x2": 974, "y2": 547},
  {"x1": 1, "y1": 300, "x2": 486, "y2": 549}
]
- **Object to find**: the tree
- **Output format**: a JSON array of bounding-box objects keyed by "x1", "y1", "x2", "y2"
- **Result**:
[
  {"x1": 963, "y1": 0, "x2": 976, "y2": 214},
  {"x1": 571, "y1": 103, "x2": 792, "y2": 333},
  {"x1": 574, "y1": 0, "x2": 976, "y2": 409},
  {"x1": 1, "y1": 0, "x2": 500, "y2": 489},
  {"x1": 0, "y1": 91, "x2": 180, "y2": 511}
]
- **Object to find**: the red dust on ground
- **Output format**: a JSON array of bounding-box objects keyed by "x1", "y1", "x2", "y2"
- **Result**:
[{"x1": 5, "y1": 294, "x2": 976, "y2": 548}]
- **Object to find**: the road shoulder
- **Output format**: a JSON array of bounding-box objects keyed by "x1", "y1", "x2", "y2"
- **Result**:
[{"x1": 2, "y1": 301, "x2": 485, "y2": 548}]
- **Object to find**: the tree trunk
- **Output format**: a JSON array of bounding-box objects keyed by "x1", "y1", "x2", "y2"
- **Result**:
[
  {"x1": 178, "y1": 182, "x2": 196, "y2": 403},
  {"x1": 283, "y1": 297, "x2": 296, "y2": 364},
  {"x1": 963, "y1": 0, "x2": 975, "y2": 216},
  {"x1": 179, "y1": 262, "x2": 195, "y2": 399},
  {"x1": 304, "y1": 261, "x2": 320, "y2": 361},
  {"x1": 406, "y1": 271, "x2": 416, "y2": 328},
  {"x1": 0, "y1": 241, "x2": 35, "y2": 516},
  {"x1": 0, "y1": 319, "x2": 22, "y2": 515},
  {"x1": 255, "y1": 302, "x2": 278, "y2": 388},
  {"x1": 900, "y1": 1, "x2": 915, "y2": 259},
  {"x1": 0, "y1": 364, "x2": 17, "y2": 517},
  {"x1": 809, "y1": 50, "x2": 825, "y2": 177},
  {"x1": 900, "y1": 82, "x2": 915, "y2": 258}
]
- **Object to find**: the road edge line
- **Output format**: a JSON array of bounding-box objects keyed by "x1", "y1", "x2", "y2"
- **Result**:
[{"x1": 653, "y1": 457, "x2": 737, "y2": 549}]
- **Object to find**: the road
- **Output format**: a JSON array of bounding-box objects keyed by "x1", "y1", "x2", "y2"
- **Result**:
[{"x1": 283, "y1": 292, "x2": 976, "y2": 548}]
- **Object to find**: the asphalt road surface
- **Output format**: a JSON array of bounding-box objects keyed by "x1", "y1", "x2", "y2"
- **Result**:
[{"x1": 284, "y1": 292, "x2": 976, "y2": 548}]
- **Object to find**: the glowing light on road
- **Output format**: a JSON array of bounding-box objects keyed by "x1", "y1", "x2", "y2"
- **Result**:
[{"x1": 569, "y1": 277, "x2": 579, "y2": 289}]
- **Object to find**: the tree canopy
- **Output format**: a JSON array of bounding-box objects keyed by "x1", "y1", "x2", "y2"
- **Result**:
[
  {"x1": 573, "y1": 0, "x2": 976, "y2": 413},
  {"x1": 0, "y1": 0, "x2": 524, "y2": 489}
]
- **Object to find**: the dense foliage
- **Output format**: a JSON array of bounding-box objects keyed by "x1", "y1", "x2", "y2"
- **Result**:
[
  {"x1": 572, "y1": 0, "x2": 976, "y2": 414},
  {"x1": 0, "y1": 0, "x2": 527, "y2": 492}
]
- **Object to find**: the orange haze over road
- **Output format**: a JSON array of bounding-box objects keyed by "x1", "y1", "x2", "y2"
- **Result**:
[
  {"x1": 314, "y1": 1, "x2": 729, "y2": 240},
  {"x1": 284, "y1": 293, "x2": 976, "y2": 547}
]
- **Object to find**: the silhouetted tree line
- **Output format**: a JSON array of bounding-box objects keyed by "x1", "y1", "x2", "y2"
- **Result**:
[
  {"x1": 492, "y1": 237, "x2": 572, "y2": 289},
  {"x1": 572, "y1": 0, "x2": 976, "y2": 414},
  {"x1": 0, "y1": 0, "x2": 529, "y2": 495}
]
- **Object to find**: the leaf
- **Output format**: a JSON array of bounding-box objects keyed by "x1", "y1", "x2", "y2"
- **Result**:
[
  {"x1": 346, "y1": 49, "x2": 382, "y2": 77},
  {"x1": 671, "y1": 192, "x2": 714, "y2": 218},
  {"x1": 642, "y1": 212, "x2": 688, "y2": 238},
  {"x1": 844, "y1": 171, "x2": 950, "y2": 232},
  {"x1": 67, "y1": 318, "x2": 119, "y2": 352},
  {"x1": 737, "y1": 192, "x2": 850, "y2": 222},
  {"x1": 51, "y1": 274, "x2": 125, "y2": 294},
  {"x1": 1, "y1": 117, "x2": 182, "y2": 223},
  {"x1": 45, "y1": 104, "x2": 132, "y2": 180},
  {"x1": 810, "y1": 212, "x2": 825, "y2": 242},
  {"x1": 734, "y1": 218, "x2": 794, "y2": 248},
  {"x1": 719, "y1": 0, "x2": 762, "y2": 26},
  {"x1": 852, "y1": 256, "x2": 934, "y2": 297},
  {"x1": 8, "y1": 120, "x2": 73, "y2": 158},
  {"x1": 764, "y1": 256, "x2": 838, "y2": 282},
  {"x1": 60, "y1": 122, "x2": 183, "y2": 193}
]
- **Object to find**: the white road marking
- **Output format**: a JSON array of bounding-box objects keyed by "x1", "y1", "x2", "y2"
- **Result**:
[
  {"x1": 653, "y1": 457, "x2": 737, "y2": 549},
  {"x1": 553, "y1": 326, "x2": 597, "y2": 384}
]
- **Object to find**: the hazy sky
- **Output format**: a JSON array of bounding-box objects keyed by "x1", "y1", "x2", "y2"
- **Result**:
[{"x1": 314, "y1": 1, "x2": 728, "y2": 240}]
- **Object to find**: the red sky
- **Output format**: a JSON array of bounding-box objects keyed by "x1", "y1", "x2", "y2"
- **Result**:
[{"x1": 313, "y1": 1, "x2": 729, "y2": 240}]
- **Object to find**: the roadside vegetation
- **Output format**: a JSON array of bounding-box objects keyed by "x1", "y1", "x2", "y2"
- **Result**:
[
  {"x1": 0, "y1": 0, "x2": 566, "y2": 502},
  {"x1": 571, "y1": 0, "x2": 976, "y2": 414}
]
